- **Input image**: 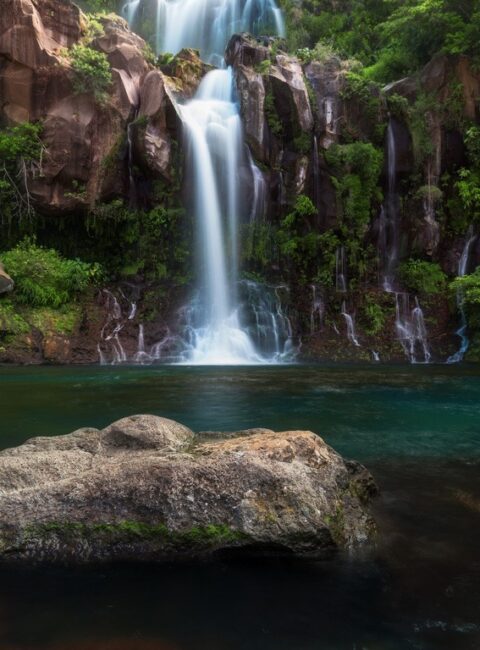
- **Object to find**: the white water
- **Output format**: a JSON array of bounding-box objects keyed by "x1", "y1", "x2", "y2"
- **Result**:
[
  {"x1": 447, "y1": 228, "x2": 477, "y2": 364},
  {"x1": 380, "y1": 120, "x2": 400, "y2": 292},
  {"x1": 341, "y1": 301, "x2": 360, "y2": 347},
  {"x1": 122, "y1": 0, "x2": 141, "y2": 24},
  {"x1": 119, "y1": 0, "x2": 290, "y2": 365},
  {"x1": 336, "y1": 246, "x2": 347, "y2": 292},
  {"x1": 122, "y1": 0, "x2": 285, "y2": 62},
  {"x1": 156, "y1": 0, "x2": 284, "y2": 61},
  {"x1": 177, "y1": 69, "x2": 261, "y2": 364},
  {"x1": 395, "y1": 293, "x2": 431, "y2": 364},
  {"x1": 310, "y1": 285, "x2": 324, "y2": 334}
]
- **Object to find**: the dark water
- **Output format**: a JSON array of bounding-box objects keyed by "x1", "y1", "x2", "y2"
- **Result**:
[{"x1": 1, "y1": 364, "x2": 480, "y2": 649}]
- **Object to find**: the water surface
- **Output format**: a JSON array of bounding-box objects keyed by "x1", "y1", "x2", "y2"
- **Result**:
[{"x1": 0, "y1": 364, "x2": 479, "y2": 649}]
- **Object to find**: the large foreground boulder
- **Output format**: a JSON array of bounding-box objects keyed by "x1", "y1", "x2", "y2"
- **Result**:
[{"x1": 0, "y1": 415, "x2": 377, "y2": 563}]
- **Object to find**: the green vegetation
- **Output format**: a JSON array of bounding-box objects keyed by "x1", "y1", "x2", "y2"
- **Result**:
[
  {"x1": 0, "y1": 122, "x2": 43, "y2": 223},
  {"x1": 326, "y1": 142, "x2": 383, "y2": 234},
  {"x1": 69, "y1": 44, "x2": 112, "y2": 102},
  {"x1": 451, "y1": 268, "x2": 480, "y2": 307},
  {"x1": 361, "y1": 296, "x2": 387, "y2": 336},
  {"x1": 398, "y1": 259, "x2": 447, "y2": 295},
  {"x1": 0, "y1": 239, "x2": 102, "y2": 308},
  {"x1": 283, "y1": 0, "x2": 480, "y2": 83},
  {"x1": 76, "y1": 0, "x2": 117, "y2": 12}
]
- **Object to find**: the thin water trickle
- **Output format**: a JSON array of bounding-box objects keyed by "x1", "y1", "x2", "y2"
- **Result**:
[
  {"x1": 336, "y1": 246, "x2": 347, "y2": 292},
  {"x1": 380, "y1": 119, "x2": 400, "y2": 292},
  {"x1": 447, "y1": 227, "x2": 477, "y2": 364},
  {"x1": 394, "y1": 293, "x2": 431, "y2": 364},
  {"x1": 341, "y1": 301, "x2": 360, "y2": 347}
]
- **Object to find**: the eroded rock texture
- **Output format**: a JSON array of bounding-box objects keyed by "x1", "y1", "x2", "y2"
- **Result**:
[{"x1": 0, "y1": 415, "x2": 377, "y2": 562}]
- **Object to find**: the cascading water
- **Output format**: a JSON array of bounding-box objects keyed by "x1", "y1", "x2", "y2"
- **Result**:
[
  {"x1": 341, "y1": 301, "x2": 360, "y2": 347},
  {"x1": 310, "y1": 285, "x2": 324, "y2": 334},
  {"x1": 123, "y1": 0, "x2": 285, "y2": 63},
  {"x1": 120, "y1": 0, "x2": 290, "y2": 364},
  {"x1": 394, "y1": 293, "x2": 431, "y2": 363},
  {"x1": 155, "y1": 0, "x2": 285, "y2": 62},
  {"x1": 335, "y1": 246, "x2": 347, "y2": 292},
  {"x1": 447, "y1": 228, "x2": 477, "y2": 364},
  {"x1": 177, "y1": 68, "x2": 264, "y2": 364},
  {"x1": 380, "y1": 119, "x2": 400, "y2": 292},
  {"x1": 122, "y1": 0, "x2": 141, "y2": 24}
]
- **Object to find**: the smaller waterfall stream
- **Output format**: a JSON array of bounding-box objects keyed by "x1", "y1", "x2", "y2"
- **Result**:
[
  {"x1": 335, "y1": 246, "x2": 347, "y2": 292},
  {"x1": 310, "y1": 285, "x2": 324, "y2": 334},
  {"x1": 395, "y1": 293, "x2": 431, "y2": 363},
  {"x1": 380, "y1": 120, "x2": 400, "y2": 292},
  {"x1": 447, "y1": 228, "x2": 477, "y2": 364},
  {"x1": 341, "y1": 301, "x2": 360, "y2": 347}
]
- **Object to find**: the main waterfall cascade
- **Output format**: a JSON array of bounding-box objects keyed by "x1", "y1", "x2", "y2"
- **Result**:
[
  {"x1": 123, "y1": 0, "x2": 285, "y2": 63},
  {"x1": 117, "y1": 0, "x2": 294, "y2": 365}
]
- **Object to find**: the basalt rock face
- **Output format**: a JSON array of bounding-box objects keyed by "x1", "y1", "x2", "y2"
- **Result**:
[
  {"x1": 0, "y1": 415, "x2": 377, "y2": 563},
  {"x1": 0, "y1": 1, "x2": 210, "y2": 214}
]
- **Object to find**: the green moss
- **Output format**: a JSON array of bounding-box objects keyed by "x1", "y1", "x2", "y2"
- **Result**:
[
  {"x1": 101, "y1": 134, "x2": 126, "y2": 172},
  {"x1": 0, "y1": 300, "x2": 30, "y2": 335},
  {"x1": 28, "y1": 305, "x2": 81, "y2": 335},
  {"x1": 323, "y1": 504, "x2": 346, "y2": 546},
  {"x1": 23, "y1": 521, "x2": 249, "y2": 548},
  {"x1": 264, "y1": 86, "x2": 283, "y2": 138}
]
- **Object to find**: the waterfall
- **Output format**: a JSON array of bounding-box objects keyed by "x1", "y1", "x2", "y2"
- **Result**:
[
  {"x1": 394, "y1": 293, "x2": 431, "y2": 363},
  {"x1": 126, "y1": 120, "x2": 138, "y2": 208},
  {"x1": 310, "y1": 285, "x2": 324, "y2": 334},
  {"x1": 341, "y1": 301, "x2": 360, "y2": 347},
  {"x1": 118, "y1": 0, "x2": 289, "y2": 365},
  {"x1": 336, "y1": 246, "x2": 347, "y2": 292},
  {"x1": 247, "y1": 149, "x2": 267, "y2": 222},
  {"x1": 447, "y1": 228, "x2": 477, "y2": 364},
  {"x1": 97, "y1": 290, "x2": 135, "y2": 365},
  {"x1": 312, "y1": 136, "x2": 320, "y2": 214},
  {"x1": 176, "y1": 69, "x2": 265, "y2": 364},
  {"x1": 380, "y1": 119, "x2": 400, "y2": 292},
  {"x1": 121, "y1": 0, "x2": 284, "y2": 62},
  {"x1": 156, "y1": 0, "x2": 285, "y2": 62},
  {"x1": 122, "y1": 0, "x2": 141, "y2": 24}
]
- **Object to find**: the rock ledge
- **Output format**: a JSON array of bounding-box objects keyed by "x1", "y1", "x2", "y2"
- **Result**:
[{"x1": 0, "y1": 415, "x2": 377, "y2": 562}]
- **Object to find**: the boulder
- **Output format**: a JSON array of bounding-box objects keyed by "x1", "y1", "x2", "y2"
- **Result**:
[
  {"x1": 0, "y1": 415, "x2": 377, "y2": 563},
  {"x1": 0, "y1": 263, "x2": 14, "y2": 294}
]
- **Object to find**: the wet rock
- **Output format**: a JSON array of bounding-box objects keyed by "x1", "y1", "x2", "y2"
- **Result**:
[{"x1": 0, "y1": 416, "x2": 377, "y2": 563}]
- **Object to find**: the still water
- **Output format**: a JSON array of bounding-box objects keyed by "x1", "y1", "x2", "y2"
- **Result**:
[{"x1": 0, "y1": 364, "x2": 479, "y2": 649}]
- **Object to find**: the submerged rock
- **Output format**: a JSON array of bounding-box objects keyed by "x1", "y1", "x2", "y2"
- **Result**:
[{"x1": 0, "y1": 415, "x2": 376, "y2": 563}]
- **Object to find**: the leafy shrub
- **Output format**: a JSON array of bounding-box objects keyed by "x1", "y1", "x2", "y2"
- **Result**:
[
  {"x1": 451, "y1": 268, "x2": 480, "y2": 306},
  {"x1": 0, "y1": 122, "x2": 43, "y2": 222},
  {"x1": 362, "y1": 299, "x2": 386, "y2": 336},
  {"x1": 398, "y1": 259, "x2": 447, "y2": 295},
  {"x1": 325, "y1": 142, "x2": 383, "y2": 234},
  {"x1": 1, "y1": 239, "x2": 103, "y2": 308},
  {"x1": 69, "y1": 44, "x2": 112, "y2": 102}
]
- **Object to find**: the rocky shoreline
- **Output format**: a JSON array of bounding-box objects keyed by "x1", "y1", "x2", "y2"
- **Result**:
[{"x1": 0, "y1": 415, "x2": 376, "y2": 563}]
